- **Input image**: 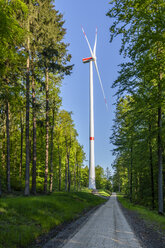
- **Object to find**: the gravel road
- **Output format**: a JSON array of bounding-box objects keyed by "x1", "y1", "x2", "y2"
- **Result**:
[{"x1": 44, "y1": 193, "x2": 142, "y2": 248}]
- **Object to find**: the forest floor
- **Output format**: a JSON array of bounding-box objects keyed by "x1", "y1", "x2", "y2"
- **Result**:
[{"x1": 117, "y1": 195, "x2": 165, "y2": 248}]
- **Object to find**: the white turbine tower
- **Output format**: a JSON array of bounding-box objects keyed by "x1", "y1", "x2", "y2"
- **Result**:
[{"x1": 82, "y1": 27, "x2": 108, "y2": 190}]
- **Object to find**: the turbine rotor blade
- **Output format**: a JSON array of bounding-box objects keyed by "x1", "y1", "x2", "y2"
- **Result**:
[
  {"x1": 94, "y1": 60, "x2": 108, "y2": 110},
  {"x1": 82, "y1": 26, "x2": 94, "y2": 57},
  {"x1": 93, "y1": 27, "x2": 97, "y2": 57}
]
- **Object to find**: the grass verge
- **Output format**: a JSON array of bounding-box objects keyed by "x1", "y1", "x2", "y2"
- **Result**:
[
  {"x1": 0, "y1": 192, "x2": 106, "y2": 248},
  {"x1": 97, "y1": 189, "x2": 111, "y2": 197},
  {"x1": 117, "y1": 194, "x2": 165, "y2": 232}
]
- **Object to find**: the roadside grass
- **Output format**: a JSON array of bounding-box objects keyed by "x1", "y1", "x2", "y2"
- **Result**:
[
  {"x1": 80, "y1": 187, "x2": 92, "y2": 193},
  {"x1": 80, "y1": 187, "x2": 111, "y2": 197},
  {"x1": 117, "y1": 194, "x2": 165, "y2": 232},
  {"x1": 97, "y1": 189, "x2": 111, "y2": 197},
  {"x1": 0, "y1": 192, "x2": 106, "y2": 248}
]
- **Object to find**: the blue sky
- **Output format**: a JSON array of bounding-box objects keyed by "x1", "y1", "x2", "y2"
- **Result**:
[{"x1": 55, "y1": 0, "x2": 123, "y2": 172}]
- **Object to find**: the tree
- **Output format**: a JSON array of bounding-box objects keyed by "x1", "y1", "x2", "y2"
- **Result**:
[
  {"x1": 0, "y1": 0, "x2": 85, "y2": 196},
  {"x1": 95, "y1": 165, "x2": 105, "y2": 189},
  {"x1": 0, "y1": 1, "x2": 27, "y2": 193},
  {"x1": 24, "y1": 0, "x2": 33, "y2": 196},
  {"x1": 58, "y1": 110, "x2": 77, "y2": 192},
  {"x1": 81, "y1": 166, "x2": 89, "y2": 188},
  {"x1": 35, "y1": 1, "x2": 73, "y2": 193},
  {"x1": 75, "y1": 144, "x2": 85, "y2": 191},
  {"x1": 107, "y1": 0, "x2": 165, "y2": 214},
  {"x1": 49, "y1": 75, "x2": 62, "y2": 192}
]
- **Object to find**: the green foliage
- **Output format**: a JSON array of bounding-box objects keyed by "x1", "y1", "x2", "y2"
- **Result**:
[
  {"x1": 95, "y1": 165, "x2": 112, "y2": 190},
  {"x1": 108, "y1": 0, "x2": 165, "y2": 213},
  {"x1": 0, "y1": 0, "x2": 27, "y2": 75},
  {"x1": 95, "y1": 165, "x2": 106, "y2": 189},
  {"x1": 81, "y1": 166, "x2": 89, "y2": 188},
  {"x1": 80, "y1": 165, "x2": 112, "y2": 191},
  {"x1": 0, "y1": 0, "x2": 76, "y2": 195}
]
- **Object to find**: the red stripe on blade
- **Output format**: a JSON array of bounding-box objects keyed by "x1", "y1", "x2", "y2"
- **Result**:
[
  {"x1": 83, "y1": 57, "x2": 93, "y2": 61},
  {"x1": 90, "y1": 137, "x2": 94, "y2": 140}
]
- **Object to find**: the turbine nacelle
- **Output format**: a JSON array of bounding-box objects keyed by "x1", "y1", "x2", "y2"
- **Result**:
[
  {"x1": 82, "y1": 27, "x2": 108, "y2": 110},
  {"x1": 82, "y1": 56, "x2": 96, "y2": 64}
]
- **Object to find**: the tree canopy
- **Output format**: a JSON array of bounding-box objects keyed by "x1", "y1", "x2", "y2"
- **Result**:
[{"x1": 107, "y1": 0, "x2": 165, "y2": 214}]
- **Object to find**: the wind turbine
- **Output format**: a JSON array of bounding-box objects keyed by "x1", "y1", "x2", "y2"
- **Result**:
[{"x1": 82, "y1": 27, "x2": 108, "y2": 190}]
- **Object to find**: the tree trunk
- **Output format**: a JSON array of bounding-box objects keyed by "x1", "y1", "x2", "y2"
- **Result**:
[
  {"x1": 32, "y1": 58, "x2": 37, "y2": 195},
  {"x1": 58, "y1": 151, "x2": 61, "y2": 191},
  {"x1": 65, "y1": 156, "x2": 68, "y2": 191},
  {"x1": 50, "y1": 108, "x2": 55, "y2": 193},
  {"x1": 77, "y1": 163, "x2": 79, "y2": 191},
  {"x1": 44, "y1": 67, "x2": 49, "y2": 193},
  {"x1": 155, "y1": 30, "x2": 164, "y2": 213},
  {"x1": 79, "y1": 166, "x2": 81, "y2": 190},
  {"x1": 74, "y1": 164, "x2": 76, "y2": 191},
  {"x1": 118, "y1": 183, "x2": 121, "y2": 193},
  {"x1": 158, "y1": 105, "x2": 163, "y2": 214},
  {"x1": 157, "y1": 69, "x2": 163, "y2": 214},
  {"x1": 130, "y1": 146, "x2": 133, "y2": 202},
  {"x1": 149, "y1": 124, "x2": 155, "y2": 210},
  {"x1": 6, "y1": 101, "x2": 11, "y2": 193},
  {"x1": 2, "y1": 119, "x2": 6, "y2": 172},
  {"x1": 67, "y1": 154, "x2": 70, "y2": 192},
  {"x1": 127, "y1": 162, "x2": 130, "y2": 197},
  {"x1": 74, "y1": 153, "x2": 76, "y2": 191},
  {"x1": 58, "y1": 144, "x2": 61, "y2": 191},
  {"x1": 0, "y1": 175, "x2": 1, "y2": 196},
  {"x1": 19, "y1": 113, "x2": 24, "y2": 186},
  {"x1": 24, "y1": 35, "x2": 30, "y2": 196}
]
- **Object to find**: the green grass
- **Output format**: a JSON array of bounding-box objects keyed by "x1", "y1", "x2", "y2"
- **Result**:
[
  {"x1": 80, "y1": 187, "x2": 92, "y2": 193},
  {"x1": 117, "y1": 194, "x2": 165, "y2": 232},
  {"x1": 0, "y1": 192, "x2": 106, "y2": 248},
  {"x1": 81, "y1": 187, "x2": 111, "y2": 197},
  {"x1": 97, "y1": 189, "x2": 111, "y2": 197}
]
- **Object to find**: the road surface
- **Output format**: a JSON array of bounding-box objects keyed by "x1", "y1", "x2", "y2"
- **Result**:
[{"x1": 44, "y1": 193, "x2": 142, "y2": 248}]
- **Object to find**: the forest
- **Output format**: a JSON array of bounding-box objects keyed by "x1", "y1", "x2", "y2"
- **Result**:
[
  {"x1": 1, "y1": 0, "x2": 164, "y2": 216},
  {"x1": 0, "y1": 0, "x2": 112, "y2": 197},
  {"x1": 107, "y1": 0, "x2": 165, "y2": 214},
  {"x1": 1, "y1": 0, "x2": 165, "y2": 247}
]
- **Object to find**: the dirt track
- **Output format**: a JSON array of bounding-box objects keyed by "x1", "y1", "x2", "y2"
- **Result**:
[{"x1": 43, "y1": 193, "x2": 142, "y2": 248}]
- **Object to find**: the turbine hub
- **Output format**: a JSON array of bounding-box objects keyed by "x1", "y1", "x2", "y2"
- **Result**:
[{"x1": 82, "y1": 57, "x2": 94, "y2": 63}]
